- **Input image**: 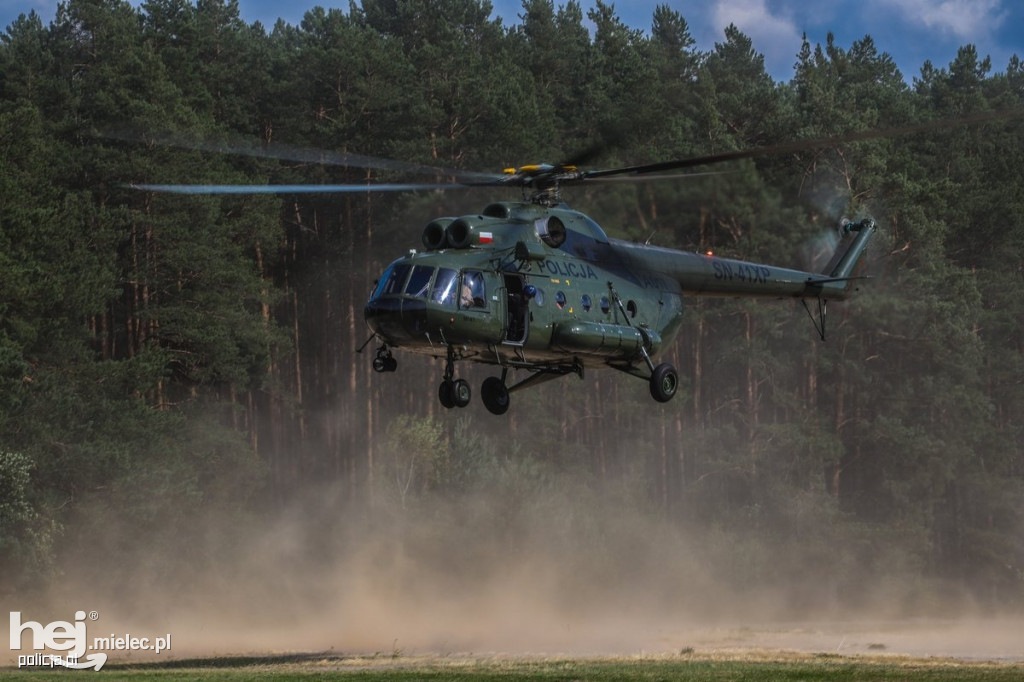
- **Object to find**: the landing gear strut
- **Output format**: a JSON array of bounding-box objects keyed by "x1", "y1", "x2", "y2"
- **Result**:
[
  {"x1": 438, "y1": 347, "x2": 471, "y2": 409},
  {"x1": 608, "y1": 283, "x2": 679, "y2": 404}
]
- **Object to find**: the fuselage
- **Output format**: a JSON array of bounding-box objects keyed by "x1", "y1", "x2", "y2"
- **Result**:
[{"x1": 364, "y1": 201, "x2": 874, "y2": 372}]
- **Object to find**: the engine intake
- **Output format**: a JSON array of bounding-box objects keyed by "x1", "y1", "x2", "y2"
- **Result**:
[
  {"x1": 422, "y1": 218, "x2": 454, "y2": 250},
  {"x1": 445, "y1": 218, "x2": 474, "y2": 249},
  {"x1": 535, "y1": 215, "x2": 566, "y2": 247}
]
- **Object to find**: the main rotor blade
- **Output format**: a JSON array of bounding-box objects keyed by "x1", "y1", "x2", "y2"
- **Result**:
[
  {"x1": 127, "y1": 182, "x2": 475, "y2": 195},
  {"x1": 104, "y1": 128, "x2": 499, "y2": 183},
  {"x1": 585, "y1": 170, "x2": 731, "y2": 184},
  {"x1": 583, "y1": 108, "x2": 1024, "y2": 179}
]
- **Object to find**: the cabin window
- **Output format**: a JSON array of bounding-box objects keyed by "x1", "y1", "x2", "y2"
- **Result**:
[
  {"x1": 581, "y1": 294, "x2": 592, "y2": 312},
  {"x1": 626, "y1": 300, "x2": 638, "y2": 318},
  {"x1": 431, "y1": 268, "x2": 458, "y2": 306},
  {"x1": 600, "y1": 296, "x2": 610, "y2": 314},
  {"x1": 534, "y1": 288, "x2": 545, "y2": 307},
  {"x1": 460, "y1": 270, "x2": 486, "y2": 309},
  {"x1": 555, "y1": 291, "x2": 567, "y2": 309},
  {"x1": 381, "y1": 263, "x2": 411, "y2": 296},
  {"x1": 405, "y1": 265, "x2": 434, "y2": 298}
]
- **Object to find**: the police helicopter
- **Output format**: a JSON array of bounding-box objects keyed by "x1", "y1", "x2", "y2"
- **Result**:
[
  {"x1": 128, "y1": 110, "x2": 1019, "y2": 415},
  {"x1": 359, "y1": 164, "x2": 874, "y2": 415}
]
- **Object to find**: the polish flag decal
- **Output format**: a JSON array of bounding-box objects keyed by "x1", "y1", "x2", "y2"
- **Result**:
[{"x1": 479, "y1": 231, "x2": 494, "y2": 244}]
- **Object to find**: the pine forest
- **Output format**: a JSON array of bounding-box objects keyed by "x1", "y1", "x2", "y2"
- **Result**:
[{"x1": 1, "y1": 0, "x2": 1023, "y2": 619}]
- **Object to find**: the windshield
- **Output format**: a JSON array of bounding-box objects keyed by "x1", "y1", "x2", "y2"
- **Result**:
[
  {"x1": 377, "y1": 262, "x2": 411, "y2": 298},
  {"x1": 431, "y1": 268, "x2": 458, "y2": 306},
  {"x1": 371, "y1": 262, "x2": 462, "y2": 309},
  {"x1": 405, "y1": 265, "x2": 434, "y2": 298}
]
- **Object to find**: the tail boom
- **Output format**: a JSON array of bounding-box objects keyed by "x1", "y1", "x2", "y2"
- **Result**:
[{"x1": 612, "y1": 219, "x2": 877, "y2": 302}]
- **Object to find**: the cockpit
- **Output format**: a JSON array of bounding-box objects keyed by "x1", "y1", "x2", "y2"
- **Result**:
[
  {"x1": 371, "y1": 261, "x2": 487, "y2": 309},
  {"x1": 365, "y1": 259, "x2": 492, "y2": 346}
]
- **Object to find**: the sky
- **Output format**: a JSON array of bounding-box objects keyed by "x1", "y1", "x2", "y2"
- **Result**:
[{"x1": 1, "y1": 0, "x2": 1021, "y2": 83}]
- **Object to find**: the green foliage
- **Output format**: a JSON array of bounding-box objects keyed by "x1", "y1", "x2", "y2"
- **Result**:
[
  {"x1": 0, "y1": 451, "x2": 60, "y2": 593},
  {"x1": 378, "y1": 413, "x2": 449, "y2": 508}
]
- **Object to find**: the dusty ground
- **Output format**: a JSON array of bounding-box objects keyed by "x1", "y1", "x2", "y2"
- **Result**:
[
  {"x1": 658, "y1": 619, "x2": 1024, "y2": 661},
  {"x1": 5, "y1": 614, "x2": 1022, "y2": 668},
  {"x1": 23, "y1": 618, "x2": 1021, "y2": 665},
  {"x1": 7, "y1": 487, "x2": 1022, "y2": 668}
]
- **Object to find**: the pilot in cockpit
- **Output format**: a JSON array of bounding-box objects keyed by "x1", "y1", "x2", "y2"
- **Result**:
[{"x1": 460, "y1": 272, "x2": 485, "y2": 308}]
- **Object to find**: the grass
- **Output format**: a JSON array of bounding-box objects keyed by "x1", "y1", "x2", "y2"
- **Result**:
[{"x1": 4, "y1": 651, "x2": 1024, "y2": 681}]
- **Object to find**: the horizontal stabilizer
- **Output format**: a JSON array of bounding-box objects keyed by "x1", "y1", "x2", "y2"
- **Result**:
[{"x1": 807, "y1": 275, "x2": 872, "y2": 286}]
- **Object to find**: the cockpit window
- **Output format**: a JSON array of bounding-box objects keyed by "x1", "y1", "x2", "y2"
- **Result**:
[
  {"x1": 405, "y1": 265, "x2": 434, "y2": 298},
  {"x1": 460, "y1": 270, "x2": 486, "y2": 309},
  {"x1": 380, "y1": 263, "x2": 411, "y2": 296},
  {"x1": 431, "y1": 268, "x2": 458, "y2": 306}
]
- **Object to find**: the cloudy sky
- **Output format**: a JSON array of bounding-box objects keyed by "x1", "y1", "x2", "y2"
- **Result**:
[{"x1": 1, "y1": 0, "x2": 1021, "y2": 82}]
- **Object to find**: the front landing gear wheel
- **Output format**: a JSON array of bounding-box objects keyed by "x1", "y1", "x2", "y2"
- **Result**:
[
  {"x1": 372, "y1": 347, "x2": 397, "y2": 373},
  {"x1": 650, "y1": 363, "x2": 679, "y2": 403},
  {"x1": 481, "y1": 376, "x2": 510, "y2": 415}
]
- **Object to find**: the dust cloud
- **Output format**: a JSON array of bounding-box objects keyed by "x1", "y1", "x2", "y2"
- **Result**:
[{"x1": 5, "y1": 450, "x2": 1023, "y2": 664}]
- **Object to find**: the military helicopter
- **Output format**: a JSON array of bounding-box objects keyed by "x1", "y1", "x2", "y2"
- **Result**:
[
  {"x1": 128, "y1": 110, "x2": 1019, "y2": 415},
  {"x1": 359, "y1": 167, "x2": 874, "y2": 415}
]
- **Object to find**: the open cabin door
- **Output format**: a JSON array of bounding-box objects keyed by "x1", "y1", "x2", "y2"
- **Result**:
[{"x1": 502, "y1": 273, "x2": 528, "y2": 345}]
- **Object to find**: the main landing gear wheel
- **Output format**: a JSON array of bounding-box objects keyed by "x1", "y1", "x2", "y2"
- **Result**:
[
  {"x1": 650, "y1": 363, "x2": 679, "y2": 403},
  {"x1": 438, "y1": 380, "x2": 455, "y2": 409},
  {"x1": 439, "y1": 378, "x2": 471, "y2": 409},
  {"x1": 453, "y1": 379, "x2": 471, "y2": 407},
  {"x1": 481, "y1": 376, "x2": 510, "y2": 415}
]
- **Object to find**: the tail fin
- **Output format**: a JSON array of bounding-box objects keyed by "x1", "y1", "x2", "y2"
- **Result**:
[
  {"x1": 823, "y1": 218, "x2": 877, "y2": 280},
  {"x1": 803, "y1": 218, "x2": 877, "y2": 340}
]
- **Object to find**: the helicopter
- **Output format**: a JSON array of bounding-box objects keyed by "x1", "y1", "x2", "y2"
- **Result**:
[
  {"x1": 360, "y1": 171, "x2": 874, "y2": 415},
  {"x1": 128, "y1": 109, "x2": 1021, "y2": 415}
]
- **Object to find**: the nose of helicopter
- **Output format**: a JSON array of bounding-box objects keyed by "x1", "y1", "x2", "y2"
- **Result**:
[{"x1": 364, "y1": 296, "x2": 428, "y2": 343}]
